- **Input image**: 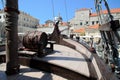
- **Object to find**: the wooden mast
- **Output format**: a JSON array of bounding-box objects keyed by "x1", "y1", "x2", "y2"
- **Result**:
[{"x1": 5, "y1": 0, "x2": 20, "y2": 75}]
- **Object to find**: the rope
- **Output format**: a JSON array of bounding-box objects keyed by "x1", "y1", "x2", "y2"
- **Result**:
[
  {"x1": 4, "y1": 7, "x2": 20, "y2": 14},
  {"x1": 1, "y1": 0, "x2": 5, "y2": 9},
  {"x1": 51, "y1": 0, "x2": 55, "y2": 20},
  {"x1": 95, "y1": 0, "x2": 113, "y2": 24},
  {"x1": 64, "y1": 0, "x2": 68, "y2": 22},
  {"x1": 94, "y1": 0, "x2": 120, "y2": 70}
]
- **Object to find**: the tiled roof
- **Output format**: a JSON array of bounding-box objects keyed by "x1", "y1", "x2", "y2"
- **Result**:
[
  {"x1": 103, "y1": 8, "x2": 120, "y2": 14},
  {"x1": 90, "y1": 13, "x2": 98, "y2": 17},
  {"x1": 76, "y1": 8, "x2": 90, "y2": 12},
  {"x1": 42, "y1": 22, "x2": 68, "y2": 27},
  {"x1": 73, "y1": 28, "x2": 85, "y2": 33},
  {"x1": 61, "y1": 22, "x2": 68, "y2": 26},
  {"x1": 87, "y1": 24, "x2": 100, "y2": 29},
  {"x1": 90, "y1": 8, "x2": 120, "y2": 17},
  {"x1": 43, "y1": 24, "x2": 49, "y2": 27},
  {"x1": 73, "y1": 24, "x2": 99, "y2": 33}
]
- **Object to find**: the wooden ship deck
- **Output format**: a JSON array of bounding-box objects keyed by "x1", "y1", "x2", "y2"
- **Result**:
[
  {"x1": 0, "y1": 38, "x2": 118, "y2": 80},
  {"x1": 0, "y1": 0, "x2": 120, "y2": 80}
]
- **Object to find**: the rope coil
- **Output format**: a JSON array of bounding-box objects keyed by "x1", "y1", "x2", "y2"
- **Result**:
[{"x1": 4, "y1": 7, "x2": 20, "y2": 14}]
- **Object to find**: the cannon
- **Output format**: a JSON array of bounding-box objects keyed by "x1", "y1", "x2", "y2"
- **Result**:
[
  {"x1": 22, "y1": 31, "x2": 48, "y2": 51},
  {"x1": 19, "y1": 31, "x2": 55, "y2": 57}
]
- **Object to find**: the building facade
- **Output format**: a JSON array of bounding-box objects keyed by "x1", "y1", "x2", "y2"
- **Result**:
[
  {"x1": 0, "y1": 10, "x2": 39, "y2": 41},
  {"x1": 69, "y1": 8, "x2": 120, "y2": 42},
  {"x1": 37, "y1": 16, "x2": 69, "y2": 36},
  {"x1": 69, "y1": 8, "x2": 120, "y2": 30},
  {"x1": 0, "y1": 10, "x2": 39, "y2": 28},
  {"x1": 0, "y1": 10, "x2": 39, "y2": 34},
  {"x1": 18, "y1": 11, "x2": 39, "y2": 33},
  {"x1": 18, "y1": 11, "x2": 39, "y2": 28}
]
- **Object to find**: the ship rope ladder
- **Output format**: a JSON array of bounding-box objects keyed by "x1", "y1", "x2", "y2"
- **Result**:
[{"x1": 94, "y1": 0, "x2": 120, "y2": 73}]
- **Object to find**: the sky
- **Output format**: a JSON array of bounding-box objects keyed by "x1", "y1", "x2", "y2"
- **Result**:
[{"x1": 0, "y1": 0, "x2": 120, "y2": 24}]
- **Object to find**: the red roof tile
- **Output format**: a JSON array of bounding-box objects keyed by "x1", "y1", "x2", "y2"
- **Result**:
[
  {"x1": 73, "y1": 24, "x2": 100, "y2": 33},
  {"x1": 61, "y1": 22, "x2": 68, "y2": 26},
  {"x1": 73, "y1": 28, "x2": 85, "y2": 33},
  {"x1": 76, "y1": 8, "x2": 90, "y2": 12},
  {"x1": 90, "y1": 8, "x2": 120, "y2": 17},
  {"x1": 90, "y1": 13, "x2": 97, "y2": 17},
  {"x1": 102, "y1": 8, "x2": 120, "y2": 14},
  {"x1": 87, "y1": 24, "x2": 99, "y2": 29}
]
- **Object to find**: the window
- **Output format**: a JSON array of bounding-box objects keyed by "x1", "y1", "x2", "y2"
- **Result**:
[
  {"x1": 86, "y1": 21, "x2": 88, "y2": 24},
  {"x1": 96, "y1": 21, "x2": 99, "y2": 24},
  {"x1": 80, "y1": 22, "x2": 82, "y2": 25},
  {"x1": 74, "y1": 24, "x2": 78, "y2": 26},
  {"x1": 92, "y1": 21, "x2": 94, "y2": 25},
  {"x1": 24, "y1": 18, "x2": 26, "y2": 21},
  {"x1": 85, "y1": 21, "x2": 89, "y2": 25}
]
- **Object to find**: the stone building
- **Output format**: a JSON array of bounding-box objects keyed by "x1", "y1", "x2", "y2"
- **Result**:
[
  {"x1": 37, "y1": 16, "x2": 69, "y2": 36},
  {"x1": 69, "y1": 8, "x2": 91, "y2": 29},
  {"x1": 0, "y1": 10, "x2": 39, "y2": 39},
  {"x1": 17, "y1": 11, "x2": 39, "y2": 33},
  {"x1": 69, "y1": 8, "x2": 120, "y2": 43},
  {"x1": 70, "y1": 8, "x2": 120, "y2": 38},
  {"x1": 0, "y1": 10, "x2": 39, "y2": 28},
  {"x1": 18, "y1": 11, "x2": 39, "y2": 28},
  {"x1": 70, "y1": 8, "x2": 120, "y2": 30}
]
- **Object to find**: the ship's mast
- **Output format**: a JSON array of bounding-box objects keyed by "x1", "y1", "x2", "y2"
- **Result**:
[{"x1": 5, "y1": 0, "x2": 20, "y2": 75}]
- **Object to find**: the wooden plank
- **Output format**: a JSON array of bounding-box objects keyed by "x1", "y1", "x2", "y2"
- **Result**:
[
  {"x1": 99, "y1": 22, "x2": 111, "y2": 31},
  {"x1": 19, "y1": 56, "x2": 91, "y2": 80},
  {"x1": 18, "y1": 51, "x2": 37, "y2": 57}
]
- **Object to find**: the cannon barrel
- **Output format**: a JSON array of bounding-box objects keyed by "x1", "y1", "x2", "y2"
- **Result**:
[{"x1": 22, "y1": 31, "x2": 48, "y2": 52}]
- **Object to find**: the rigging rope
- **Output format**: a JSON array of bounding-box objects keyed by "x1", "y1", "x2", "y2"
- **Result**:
[
  {"x1": 95, "y1": 0, "x2": 112, "y2": 24},
  {"x1": 103, "y1": 0, "x2": 113, "y2": 21},
  {"x1": 94, "y1": 0, "x2": 120, "y2": 70},
  {"x1": 51, "y1": 0, "x2": 55, "y2": 21},
  {"x1": 1, "y1": 0, "x2": 5, "y2": 9},
  {"x1": 64, "y1": 0, "x2": 68, "y2": 22}
]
